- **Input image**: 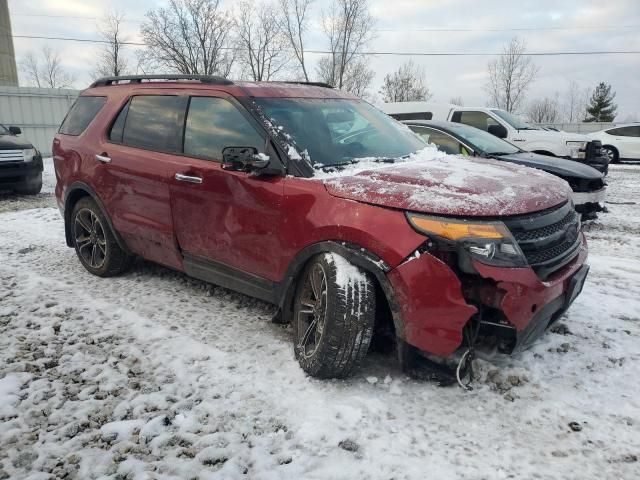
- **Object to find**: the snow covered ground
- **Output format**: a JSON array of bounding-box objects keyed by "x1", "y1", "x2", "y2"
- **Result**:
[{"x1": 1, "y1": 159, "x2": 639, "y2": 479}]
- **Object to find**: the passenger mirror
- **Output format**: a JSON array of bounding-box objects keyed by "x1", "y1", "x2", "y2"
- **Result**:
[
  {"x1": 8, "y1": 126, "x2": 21, "y2": 135},
  {"x1": 488, "y1": 124, "x2": 507, "y2": 139},
  {"x1": 222, "y1": 146, "x2": 271, "y2": 173}
]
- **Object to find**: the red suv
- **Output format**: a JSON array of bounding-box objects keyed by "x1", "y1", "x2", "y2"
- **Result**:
[{"x1": 53, "y1": 75, "x2": 589, "y2": 379}]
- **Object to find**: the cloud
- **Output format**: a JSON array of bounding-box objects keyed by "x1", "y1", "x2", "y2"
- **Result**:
[{"x1": 7, "y1": 0, "x2": 640, "y2": 119}]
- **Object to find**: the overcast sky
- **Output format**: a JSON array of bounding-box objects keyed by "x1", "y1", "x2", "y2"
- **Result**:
[{"x1": 7, "y1": 0, "x2": 640, "y2": 120}]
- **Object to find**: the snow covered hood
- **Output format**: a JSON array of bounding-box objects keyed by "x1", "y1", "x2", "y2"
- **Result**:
[{"x1": 320, "y1": 147, "x2": 571, "y2": 217}]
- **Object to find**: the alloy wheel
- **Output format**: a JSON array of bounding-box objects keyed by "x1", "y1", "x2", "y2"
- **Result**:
[
  {"x1": 296, "y1": 263, "x2": 328, "y2": 358},
  {"x1": 602, "y1": 147, "x2": 616, "y2": 163},
  {"x1": 74, "y1": 208, "x2": 107, "y2": 269}
]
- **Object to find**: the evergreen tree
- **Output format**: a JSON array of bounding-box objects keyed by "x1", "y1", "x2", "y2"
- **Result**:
[{"x1": 585, "y1": 82, "x2": 617, "y2": 122}]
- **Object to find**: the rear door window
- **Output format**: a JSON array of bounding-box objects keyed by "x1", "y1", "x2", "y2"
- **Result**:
[
  {"x1": 121, "y1": 95, "x2": 186, "y2": 153},
  {"x1": 183, "y1": 97, "x2": 264, "y2": 161},
  {"x1": 59, "y1": 96, "x2": 107, "y2": 135},
  {"x1": 607, "y1": 126, "x2": 640, "y2": 137},
  {"x1": 410, "y1": 126, "x2": 464, "y2": 155}
]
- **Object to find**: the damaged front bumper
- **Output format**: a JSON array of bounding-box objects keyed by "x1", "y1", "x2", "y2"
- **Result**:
[{"x1": 387, "y1": 234, "x2": 589, "y2": 358}]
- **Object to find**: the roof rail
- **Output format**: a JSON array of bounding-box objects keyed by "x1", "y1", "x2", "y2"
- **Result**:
[
  {"x1": 282, "y1": 81, "x2": 334, "y2": 89},
  {"x1": 89, "y1": 74, "x2": 234, "y2": 88}
]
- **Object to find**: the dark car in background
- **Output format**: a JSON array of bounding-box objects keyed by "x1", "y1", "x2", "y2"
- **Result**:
[
  {"x1": 406, "y1": 120, "x2": 606, "y2": 220},
  {"x1": 0, "y1": 124, "x2": 43, "y2": 195}
]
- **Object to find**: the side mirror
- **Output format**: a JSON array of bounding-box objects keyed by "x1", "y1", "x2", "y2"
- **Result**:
[
  {"x1": 222, "y1": 147, "x2": 270, "y2": 173},
  {"x1": 8, "y1": 126, "x2": 21, "y2": 135},
  {"x1": 488, "y1": 124, "x2": 507, "y2": 139}
]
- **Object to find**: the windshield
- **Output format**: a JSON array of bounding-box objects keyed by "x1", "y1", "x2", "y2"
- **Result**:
[
  {"x1": 0, "y1": 124, "x2": 8, "y2": 135},
  {"x1": 491, "y1": 109, "x2": 537, "y2": 130},
  {"x1": 254, "y1": 98, "x2": 426, "y2": 167},
  {"x1": 447, "y1": 123, "x2": 520, "y2": 155}
]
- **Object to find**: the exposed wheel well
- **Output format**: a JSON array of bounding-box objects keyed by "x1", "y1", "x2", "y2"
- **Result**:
[
  {"x1": 278, "y1": 244, "x2": 402, "y2": 346},
  {"x1": 63, "y1": 189, "x2": 91, "y2": 247},
  {"x1": 63, "y1": 184, "x2": 132, "y2": 254}
]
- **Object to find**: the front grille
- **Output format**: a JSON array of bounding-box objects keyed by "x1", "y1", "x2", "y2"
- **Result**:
[
  {"x1": 0, "y1": 149, "x2": 24, "y2": 163},
  {"x1": 586, "y1": 140, "x2": 602, "y2": 160},
  {"x1": 513, "y1": 210, "x2": 576, "y2": 242},
  {"x1": 505, "y1": 202, "x2": 581, "y2": 279}
]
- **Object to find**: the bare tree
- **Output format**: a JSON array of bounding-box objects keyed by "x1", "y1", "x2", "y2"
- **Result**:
[
  {"x1": 527, "y1": 95, "x2": 560, "y2": 123},
  {"x1": 139, "y1": 0, "x2": 235, "y2": 76},
  {"x1": 317, "y1": 0, "x2": 375, "y2": 94},
  {"x1": 450, "y1": 96, "x2": 464, "y2": 106},
  {"x1": 485, "y1": 37, "x2": 538, "y2": 113},
  {"x1": 19, "y1": 52, "x2": 42, "y2": 88},
  {"x1": 19, "y1": 46, "x2": 75, "y2": 88},
  {"x1": 94, "y1": 10, "x2": 129, "y2": 78},
  {"x1": 379, "y1": 61, "x2": 432, "y2": 103},
  {"x1": 562, "y1": 80, "x2": 581, "y2": 122},
  {"x1": 235, "y1": 1, "x2": 290, "y2": 81},
  {"x1": 279, "y1": 0, "x2": 314, "y2": 81}
]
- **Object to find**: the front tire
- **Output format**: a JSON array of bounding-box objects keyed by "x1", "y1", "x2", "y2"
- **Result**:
[
  {"x1": 293, "y1": 253, "x2": 375, "y2": 378},
  {"x1": 602, "y1": 145, "x2": 619, "y2": 164},
  {"x1": 71, "y1": 197, "x2": 133, "y2": 277}
]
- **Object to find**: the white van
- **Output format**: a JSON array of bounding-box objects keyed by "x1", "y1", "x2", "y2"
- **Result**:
[{"x1": 381, "y1": 102, "x2": 607, "y2": 170}]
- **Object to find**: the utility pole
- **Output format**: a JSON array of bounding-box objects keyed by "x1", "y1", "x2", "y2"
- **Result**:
[{"x1": 0, "y1": 0, "x2": 18, "y2": 86}]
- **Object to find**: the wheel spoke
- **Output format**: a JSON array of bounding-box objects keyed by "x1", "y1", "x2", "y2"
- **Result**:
[
  {"x1": 310, "y1": 268, "x2": 321, "y2": 299},
  {"x1": 299, "y1": 299, "x2": 316, "y2": 315},
  {"x1": 77, "y1": 237, "x2": 92, "y2": 251},
  {"x1": 91, "y1": 244, "x2": 98, "y2": 267},
  {"x1": 299, "y1": 318, "x2": 317, "y2": 352},
  {"x1": 75, "y1": 214, "x2": 91, "y2": 233},
  {"x1": 96, "y1": 239, "x2": 107, "y2": 255}
]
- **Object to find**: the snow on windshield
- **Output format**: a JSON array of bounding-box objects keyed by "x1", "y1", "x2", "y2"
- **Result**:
[{"x1": 311, "y1": 145, "x2": 447, "y2": 179}]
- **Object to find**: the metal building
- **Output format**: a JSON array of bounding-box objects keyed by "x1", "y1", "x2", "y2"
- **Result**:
[
  {"x1": 0, "y1": 86, "x2": 79, "y2": 155},
  {"x1": 0, "y1": 0, "x2": 18, "y2": 86}
]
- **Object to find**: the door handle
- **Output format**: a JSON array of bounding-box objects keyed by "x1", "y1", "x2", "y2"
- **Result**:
[
  {"x1": 175, "y1": 173, "x2": 203, "y2": 184},
  {"x1": 95, "y1": 154, "x2": 111, "y2": 163}
]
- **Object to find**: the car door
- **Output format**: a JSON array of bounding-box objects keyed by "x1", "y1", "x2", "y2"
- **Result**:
[
  {"x1": 409, "y1": 126, "x2": 470, "y2": 155},
  {"x1": 606, "y1": 126, "x2": 640, "y2": 159},
  {"x1": 169, "y1": 94, "x2": 286, "y2": 296},
  {"x1": 95, "y1": 92, "x2": 188, "y2": 269}
]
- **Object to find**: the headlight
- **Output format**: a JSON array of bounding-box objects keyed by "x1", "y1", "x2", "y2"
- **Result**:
[
  {"x1": 566, "y1": 141, "x2": 587, "y2": 159},
  {"x1": 406, "y1": 213, "x2": 527, "y2": 268},
  {"x1": 23, "y1": 148, "x2": 36, "y2": 162}
]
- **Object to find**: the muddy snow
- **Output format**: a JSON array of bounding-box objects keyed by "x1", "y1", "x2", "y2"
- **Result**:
[{"x1": 0, "y1": 160, "x2": 639, "y2": 479}]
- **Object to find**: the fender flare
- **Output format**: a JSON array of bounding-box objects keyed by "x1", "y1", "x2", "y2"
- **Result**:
[
  {"x1": 63, "y1": 182, "x2": 132, "y2": 255},
  {"x1": 276, "y1": 241, "x2": 406, "y2": 341}
]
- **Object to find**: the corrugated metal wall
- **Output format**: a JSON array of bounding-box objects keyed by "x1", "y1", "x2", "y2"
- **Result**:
[{"x1": 0, "y1": 86, "x2": 79, "y2": 155}]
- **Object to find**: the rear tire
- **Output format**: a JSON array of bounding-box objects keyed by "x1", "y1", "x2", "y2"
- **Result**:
[
  {"x1": 292, "y1": 253, "x2": 375, "y2": 378},
  {"x1": 71, "y1": 197, "x2": 133, "y2": 277},
  {"x1": 602, "y1": 145, "x2": 619, "y2": 164}
]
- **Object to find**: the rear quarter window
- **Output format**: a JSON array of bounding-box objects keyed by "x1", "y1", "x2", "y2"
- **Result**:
[
  {"x1": 607, "y1": 126, "x2": 640, "y2": 137},
  {"x1": 59, "y1": 96, "x2": 107, "y2": 135}
]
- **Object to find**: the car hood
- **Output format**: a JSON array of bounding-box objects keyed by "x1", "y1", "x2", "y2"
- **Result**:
[
  {"x1": 321, "y1": 153, "x2": 571, "y2": 217},
  {"x1": 493, "y1": 151, "x2": 603, "y2": 180},
  {"x1": 0, "y1": 134, "x2": 32, "y2": 150}
]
